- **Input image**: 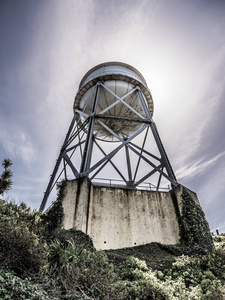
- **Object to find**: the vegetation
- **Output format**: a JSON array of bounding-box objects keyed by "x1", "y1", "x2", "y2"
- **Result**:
[
  {"x1": 180, "y1": 187, "x2": 214, "y2": 249},
  {"x1": 0, "y1": 159, "x2": 13, "y2": 195},
  {"x1": 0, "y1": 173, "x2": 224, "y2": 299}
]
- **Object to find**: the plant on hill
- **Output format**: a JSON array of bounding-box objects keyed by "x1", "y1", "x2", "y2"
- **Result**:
[
  {"x1": 0, "y1": 159, "x2": 13, "y2": 195},
  {"x1": 40, "y1": 180, "x2": 65, "y2": 239},
  {"x1": 1, "y1": 182, "x2": 225, "y2": 299},
  {"x1": 0, "y1": 200, "x2": 47, "y2": 278},
  {"x1": 48, "y1": 239, "x2": 117, "y2": 299},
  {"x1": 0, "y1": 269, "x2": 51, "y2": 300},
  {"x1": 180, "y1": 187, "x2": 213, "y2": 249}
]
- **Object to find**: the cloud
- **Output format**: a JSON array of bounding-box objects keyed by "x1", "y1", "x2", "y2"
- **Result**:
[
  {"x1": 0, "y1": 119, "x2": 36, "y2": 165},
  {"x1": 176, "y1": 151, "x2": 225, "y2": 181}
]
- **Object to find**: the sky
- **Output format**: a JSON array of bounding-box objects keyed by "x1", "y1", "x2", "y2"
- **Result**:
[{"x1": 0, "y1": 0, "x2": 225, "y2": 233}]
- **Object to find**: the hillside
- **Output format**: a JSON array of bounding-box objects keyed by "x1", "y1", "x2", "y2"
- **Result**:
[{"x1": 0, "y1": 196, "x2": 225, "y2": 299}]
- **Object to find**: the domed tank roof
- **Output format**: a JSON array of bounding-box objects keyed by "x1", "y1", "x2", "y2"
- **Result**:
[{"x1": 79, "y1": 62, "x2": 147, "y2": 89}]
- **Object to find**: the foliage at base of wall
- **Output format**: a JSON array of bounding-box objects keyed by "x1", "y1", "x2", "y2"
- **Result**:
[
  {"x1": 51, "y1": 228, "x2": 95, "y2": 251},
  {"x1": 40, "y1": 180, "x2": 67, "y2": 237},
  {"x1": 180, "y1": 187, "x2": 214, "y2": 249}
]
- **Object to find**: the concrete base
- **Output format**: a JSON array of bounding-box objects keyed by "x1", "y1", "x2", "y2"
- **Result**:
[{"x1": 61, "y1": 178, "x2": 199, "y2": 250}]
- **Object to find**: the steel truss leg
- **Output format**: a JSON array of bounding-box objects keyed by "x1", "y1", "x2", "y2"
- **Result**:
[
  {"x1": 125, "y1": 144, "x2": 133, "y2": 185},
  {"x1": 138, "y1": 89, "x2": 177, "y2": 185},
  {"x1": 133, "y1": 127, "x2": 149, "y2": 182},
  {"x1": 39, "y1": 114, "x2": 77, "y2": 212},
  {"x1": 150, "y1": 122, "x2": 177, "y2": 184},
  {"x1": 80, "y1": 84, "x2": 100, "y2": 173}
]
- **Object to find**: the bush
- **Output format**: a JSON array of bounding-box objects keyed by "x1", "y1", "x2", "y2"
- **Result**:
[
  {"x1": 0, "y1": 268, "x2": 51, "y2": 300},
  {"x1": 40, "y1": 180, "x2": 65, "y2": 238},
  {"x1": 0, "y1": 199, "x2": 41, "y2": 234},
  {"x1": 165, "y1": 254, "x2": 224, "y2": 299},
  {"x1": 0, "y1": 159, "x2": 13, "y2": 195},
  {"x1": 51, "y1": 228, "x2": 95, "y2": 251},
  {"x1": 180, "y1": 187, "x2": 213, "y2": 249},
  {"x1": 48, "y1": 240, "x2": 116, "y2": 299},
  {"x1": 0, "y1": 216, "x2": 47, "y2": 277}
]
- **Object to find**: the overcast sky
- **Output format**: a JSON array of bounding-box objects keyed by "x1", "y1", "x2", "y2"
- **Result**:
[{"x1": 0, "y1": 0, "x2": 225, "y2": 233}]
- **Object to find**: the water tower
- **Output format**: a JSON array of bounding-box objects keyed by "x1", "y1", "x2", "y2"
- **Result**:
[{"x1": 40, "y1": 62, "x2": 194, "y2": 249}]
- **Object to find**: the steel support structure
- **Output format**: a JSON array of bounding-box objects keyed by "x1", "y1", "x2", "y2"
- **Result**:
[{"x1": 40, "y1": 81, "x2": 178, "y2": 212}]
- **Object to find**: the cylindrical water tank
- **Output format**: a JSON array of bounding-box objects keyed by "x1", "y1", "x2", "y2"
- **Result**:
[{"x1": 74, "y1": 62, "x2": 153, "y2": 141}]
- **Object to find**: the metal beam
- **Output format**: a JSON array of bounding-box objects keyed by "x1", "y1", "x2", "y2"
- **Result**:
[
  {"x1": 126, "y1": 143, "x2": 177, "y2": 186},
  {"x1": 98, "y1": 85, "x2": 139, "y2": 115},
  {"x1": 99, "y1": 83, "x2": 145, "y2": 119},
  {"x1": 125, "y1": 144, "x2": 132, "y2": 184},
  {"x1": 63, "y1": 152, "x2": 79, "y2": 178},
  {"x1": 80, "y1": 125, "x2": 148, "y2": 177},
  {"x1": 80, "y1": 84, "x2": 100, "y2": 173},
  {"x1": 137, "y1": 89, "x2": 152, "y2": 119},
  {"x1": 64, "y1": 117, "x2": 89, "y2": 148},
  {"x1": 97, "y1": 119, "x2": 121, "y2": 141},
  {"x1": 93, "y1": 140, "x2": 127, "y2": 183},
  {"x1": 95, "y1": 114, "x2": 151, "y2": 124},
  {"x1": 156, "y1": 167, "x2": 163, "y2": 191},
  {"x1": 138, "y1": 88, "x2": 177, "y2": 185},
  {"x1": 133, "y1": 127, "x2": 149, "y2": 182},
  {"x1": 129, "y1": 141, "x2": 161, "y2": 162},
  {"x1": 39, "y1": 114, "x2": 77, "y2": 212},
  {"x1": 65, "y1": 139, "x2": 86, "y2": 153},
  {"x1": 134, "y1": 165, "x2": 161, "y2": 187},
  {"x1": 150, "y1": 122, "x2": 177, "y2": 184}
]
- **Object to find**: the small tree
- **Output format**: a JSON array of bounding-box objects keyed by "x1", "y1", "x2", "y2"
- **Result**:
[{"x1": 0, "y1": 159, "x2": 13, "y2": 195}]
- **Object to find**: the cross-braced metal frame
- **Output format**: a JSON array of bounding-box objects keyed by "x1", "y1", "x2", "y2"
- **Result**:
[{"x1": 40, "y1": 81, "x2": 178, "y2": 212}]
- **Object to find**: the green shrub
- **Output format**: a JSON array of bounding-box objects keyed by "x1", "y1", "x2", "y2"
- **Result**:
[
  {"x1": 0, "y1": 217, "x2": 47, "y2": 277},
  {"x1": 48, "y1": 240, "x2": 116, "y2": 299},
  {"x1": 40, "y1": 180, "x2": 65, "y2": 238},
  {"x1": 111, "y1": 278, "x2": 167, "y2": 300},
  {"x1": 213, "y1": 235, "x2": 225, "y2": 250},
  {"x1": 0, "y1": 269, "x2": 51, "y2": 300},
  {"x1": 0, "y1": 159, "x2": 13, "y2": 195},
  {"x1": 165, "y1": 254, "x2": 224, "y2": 299},
  {"x1": 180, "y1": 187, "x2": 213, "y2": 249},
  {"x1": 51, "y1": 228, "x2": 95, "y2": 251}
]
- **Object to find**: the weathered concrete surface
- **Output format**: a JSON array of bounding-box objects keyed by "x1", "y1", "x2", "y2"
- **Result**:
[
  {"x1": 61, "y1": 180, "x2": 78, "y2": 229},
  {"x1": 62, "y1": 179, "x2": 183, "y2": 250},
  {"x1": 88, "y1": 187, "x2": 180, "y2": 250},
  {"x1": 62, "y1": 178, "x2": 91, "y2": 231}
]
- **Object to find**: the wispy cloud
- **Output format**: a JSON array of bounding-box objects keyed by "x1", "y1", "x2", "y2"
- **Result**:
[
  {"x1": 0, "y1": 120, "x2": 36, "y2": 165},
  {"x1": 176, "y1": 151, "x2": 225, "y2": 181}
]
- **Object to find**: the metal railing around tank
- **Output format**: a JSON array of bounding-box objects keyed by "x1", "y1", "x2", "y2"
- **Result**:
[{"x1": 92, "y1": 177, "x2": 171, "y2": 191}]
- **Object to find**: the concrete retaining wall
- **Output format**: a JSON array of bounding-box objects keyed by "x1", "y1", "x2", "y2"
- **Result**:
[{"x1": 61, "y1": 178, "x2": 197, "y2": 250}]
